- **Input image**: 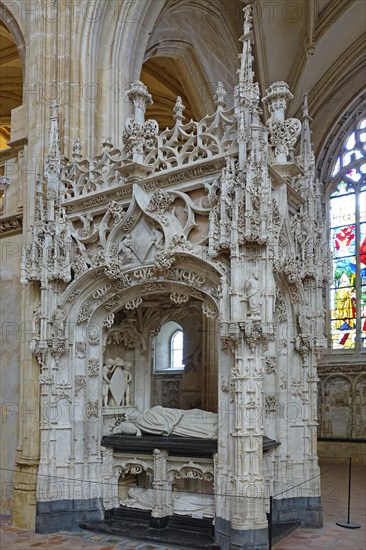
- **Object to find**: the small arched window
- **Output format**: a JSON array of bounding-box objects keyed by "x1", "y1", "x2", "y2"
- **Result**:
[
  {"x1": 329, "y1": 115, "x2": 366, "y2": 350},
  {"x1": 170, "y1": 330, "x2": 184, "y2": 369}
]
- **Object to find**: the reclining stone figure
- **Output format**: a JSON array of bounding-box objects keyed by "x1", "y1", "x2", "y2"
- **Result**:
[{"x1": 112, "y1": 405, "x2": 217, "y2": 439}]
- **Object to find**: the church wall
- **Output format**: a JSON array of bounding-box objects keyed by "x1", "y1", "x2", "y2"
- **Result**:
[{"x1": 0, "y1": 231, "x2": 22, "y2": 515}]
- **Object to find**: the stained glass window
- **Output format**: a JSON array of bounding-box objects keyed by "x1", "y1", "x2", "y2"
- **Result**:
[{"x1": 329, "y1": 116, "x2": 366, "y2": 350}]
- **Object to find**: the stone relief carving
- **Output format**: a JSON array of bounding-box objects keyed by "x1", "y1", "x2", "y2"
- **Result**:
[
  {"x1": 107, "y1": 317, "x2": 146, "y2": 351},
  {"x1": 87, "y1": 359, "x2": 99, "y2": 376},
  {"x1": 74, "y1": 375, "x2": 86, "y2": 395},
  {"x1": 103, "y1": 357, "x2": 132, "y2": 408},
  {"x1": 161, "y1": 381, "x2": 180, "y2": 408}
]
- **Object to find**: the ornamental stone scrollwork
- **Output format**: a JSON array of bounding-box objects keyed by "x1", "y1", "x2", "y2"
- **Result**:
[
  {"x1": 92, "y1": 283, "x2": 112, "y2": 302},
  {"x1": 86, "y1": 399, "x2": 100, "y2": 419},
  {"x1": 114, "y1": 274, "x2": 132, "y2": 289},
  {"x1": 166, "y1": 268, "x2": 205, "y2": 288},
  {"x1": 67, "y1": 288, "x2": 81, "y2": 302},
  {"x1": 201, "y1": 302, "x2": 218, "y2": 320},
  {"x1": 0, "y1": 214, "x2": 23, "y2": 234},
  {"x1": 88, "y1": 359, "x2": 99, "y2": 376},
  {"x1": 134, "y1": 267, "x2": 155, "y2": 283},
  {"x1": 75, "y1": 341, "x2": 86, "y2": 359},
  {"x1": 154, "y1": 249, "x2": 175, "y2": 272},
  {"x1": 102, "y1": 313, "x2": 115, "y2": 329},
  {"x1": 144, "y1": 282, "x2": 164, "y2": 293},
  {"x1": 265, "y1": 395, "x2": 278, "y2": 415},
  {"x1": 77, "y1": 301, "x2": 93, "y2": 324},
  {"x1": 124, "y1": 297, "x2": 142, "y2": 311},
  {"x1": 105, "y1": 296, "x2": 122, "y2": 311},
  {"x1": 74, "y1": 375, "x2": 86, "y2": 395},
  {"x1": 265, "y1": 355, "x2": 277, "y2": 375},
  {"x1": 168, "y1": 462, "x2": 214, "y2": 483},
  {"x1": 170, "y1": 292, "x2": 189, "y2": 305}
]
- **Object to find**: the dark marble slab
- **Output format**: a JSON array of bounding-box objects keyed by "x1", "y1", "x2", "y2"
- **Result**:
[{"x1": 101, "y1": 434, "x2": 280, "y2": 457}]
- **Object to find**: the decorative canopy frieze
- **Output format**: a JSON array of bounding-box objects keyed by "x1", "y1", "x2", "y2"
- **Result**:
[{"x1": 0, "y1": 212, "x2": 23, "y2": 234}]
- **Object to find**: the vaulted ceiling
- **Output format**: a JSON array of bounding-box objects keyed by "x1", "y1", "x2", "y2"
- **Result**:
[
  {"x1": 140, "y1": 0, "x2": 365, "y2": 153},
  {"x1": 0, "y1": 19, "x2": 22, "y2": 149}
]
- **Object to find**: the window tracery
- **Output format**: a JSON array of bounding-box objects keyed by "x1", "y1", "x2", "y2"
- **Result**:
[{"x1": 329, "y1": 115, "x2": 366, "y2": 350}]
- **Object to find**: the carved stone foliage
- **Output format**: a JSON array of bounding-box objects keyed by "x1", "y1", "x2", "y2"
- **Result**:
[
  {"x1": 161, "y1": 380, "x2": 180, "y2": 408},
  {"x1": 106, "y1": 318, "x2": 146, "y2": 351},
  {"x1": 88, "y1": 359, "x2": 99, "y2": 376},
  {"x1": 265, "y1": 395, "x2": 278, "y2": 415},
  {"x1": 265, "y1": 356, "x2": 277, "y2": 375},
  {"x1": 263, "y1": 82, "x2": 301, "y2": 163},
  {"x1": 86, "y1": 400, "x2": 100, "y2": 419},
  {"x1": 74, "y1": 375, "x2": 86, "y2": 395},
  {"x1": 274, "y1": 287, "x2": 287, "y2": 322},
  {"x1": 168, "y1": 462, "x2": 214, "y2": 483}
]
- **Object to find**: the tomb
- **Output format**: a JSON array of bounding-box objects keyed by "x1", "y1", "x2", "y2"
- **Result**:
[{"x1": 20, "y1": 6, "x2": 325, "y2": 549}]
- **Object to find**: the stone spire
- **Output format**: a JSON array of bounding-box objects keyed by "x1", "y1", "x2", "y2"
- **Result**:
[
  {"x1": 238, "y1": 4, "x2": 254, "y2": 88},
  {"x1": 44, "y1": 99, "x2": 62, "y2": 220},
  {"x1": 300, "y1": 94, "x2": 315, "y2": 172}
]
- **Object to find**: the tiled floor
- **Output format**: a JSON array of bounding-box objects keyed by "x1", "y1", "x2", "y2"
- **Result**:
[
  {"x1": 274, "y1": 459, "x2": 366, "y2": 549},
  {"x1": 1, "y1": 459, "x2": 365, "y2": 549}
]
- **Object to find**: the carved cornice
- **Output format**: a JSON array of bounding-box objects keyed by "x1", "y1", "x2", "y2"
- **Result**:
[
  {"x1": 62, "y1": 155, "x2": 228, "y2": 214},
  {"x1": 0, "y1": 138, "x2": 27, "y2": 162},
  {"x1": 0, "y1": 212, "x2": 23, "y2": 234},
  {"x1": 318, "y1": 363, "x2": 366, "y2": 376}
]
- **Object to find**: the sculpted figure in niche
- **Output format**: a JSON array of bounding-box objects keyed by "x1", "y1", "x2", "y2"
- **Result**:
[
  {"x1": 112, "y1": 406, "x2": 217, "y2": 439},
  {"x1": 173, "y1": 488, "x2": 214, "y2": 518},
  {"x1": 298, "y1": 300, "x2": 312, "y2": 336},
  {"x1": 245, "y1": 273, "x2": 262, "y2": 316},
  {"x1": 51, "y1": 304, "x2": 66, "y2": 338},
  {"x1": 120, "y1": 487, "x2": 154, "y2": 510}
]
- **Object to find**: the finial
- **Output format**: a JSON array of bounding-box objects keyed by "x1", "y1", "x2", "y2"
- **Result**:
[
  {"x1": 214, "y1": 82, "x2": 227, "y2": 108},
  {"x1": 72, "y1": 138, "x2": 82, "y2": 159},
  {"x1": 173, "y1": 96, "x2": 185, "y2": 125},
  {"x1": 300, "y1": 93, "x2": 315, "y2": 170},
  {"x1": 238, "y1": 4, "x2": 254, "y2": 86},
  {"x1": 47, "y1": 97, "x2": 60, "y2": 160},
  {"x1": 126, "y1": 80, "x2": 153, "y2": 125}
]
